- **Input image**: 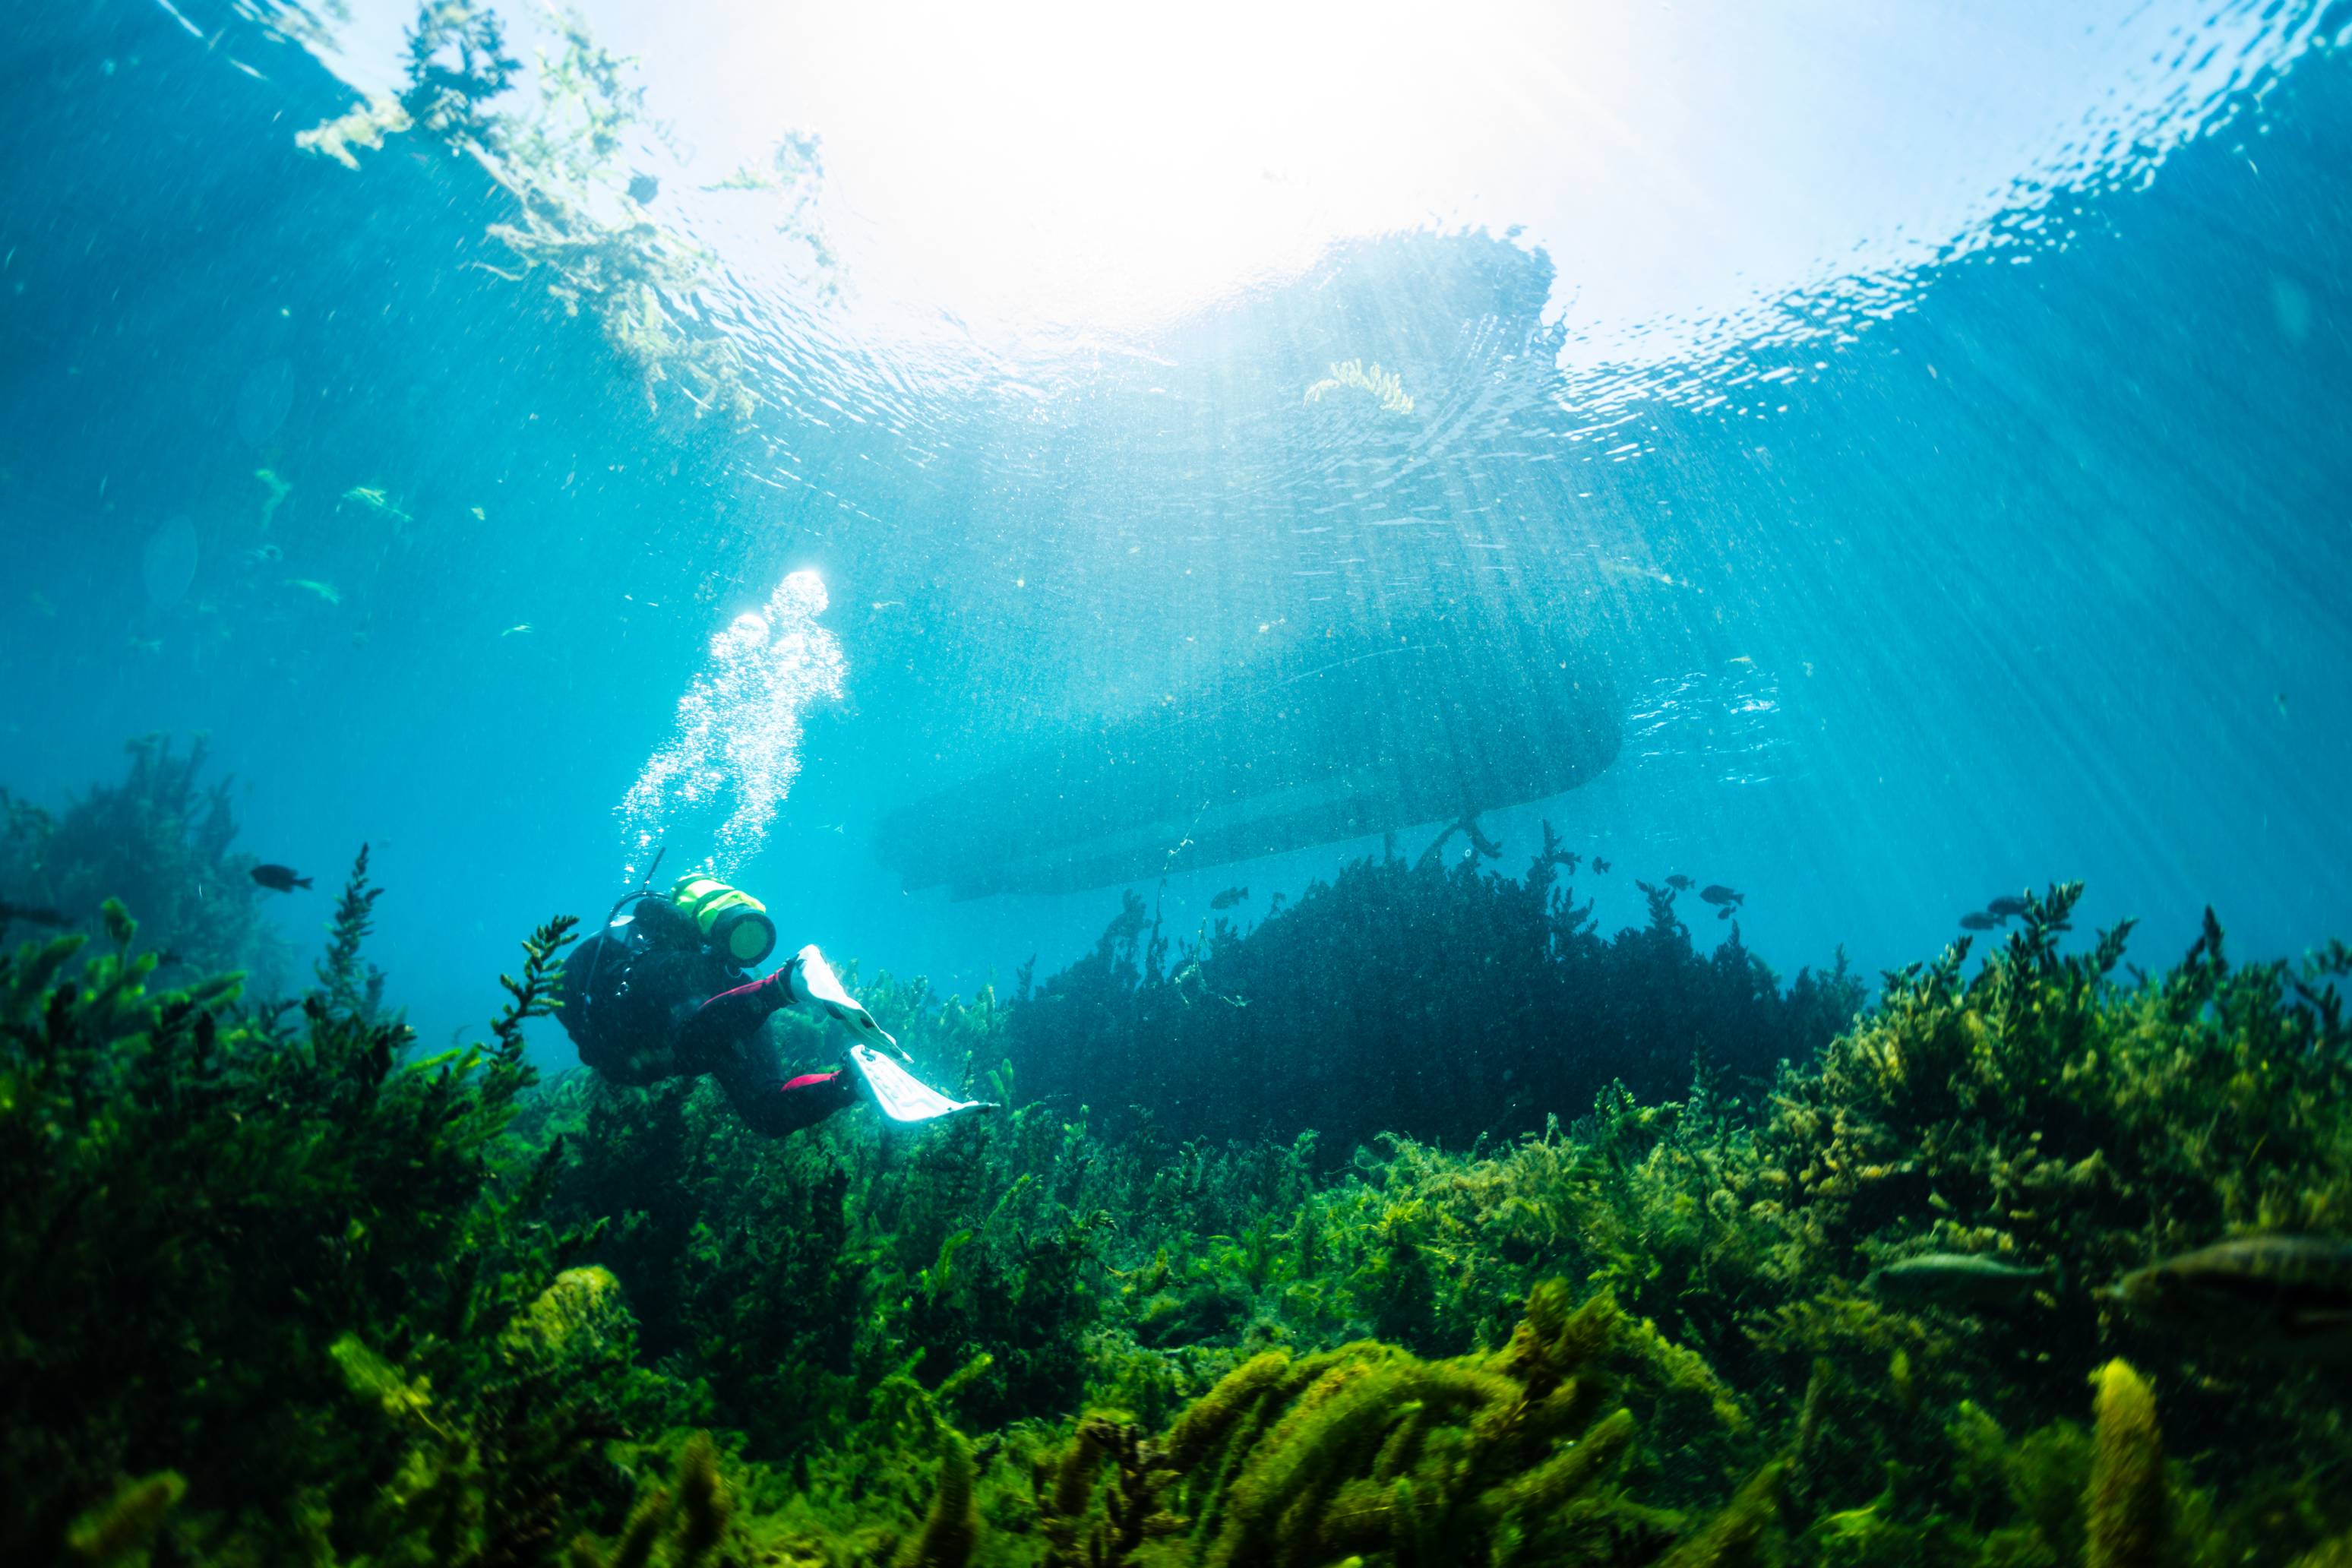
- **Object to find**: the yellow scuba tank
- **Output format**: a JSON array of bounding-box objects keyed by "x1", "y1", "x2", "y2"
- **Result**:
[{"x1": 672, "y1": 873, "x2": 779, "y2": 966}]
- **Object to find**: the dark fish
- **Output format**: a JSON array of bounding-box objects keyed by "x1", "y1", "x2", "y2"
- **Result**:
[
  {"x1": 1592, "y1": 857, "x2": 1611, "y2": 874},
  {"x1": 251, "y1": 864, "x2": 313, "y2": 893},
  {"x1": 1870, "y1": 1253, "x2": 2057, "y2": 1310},
  {"x1": 1210, "y1": 885, "x2": 1250, "y2": 911},
  {"x1": 1700, "y1": 884, "x2": 1742, "y2": 906},
  {"x1": 1665, "y1": 874, "x2": 1694, "y2": 891},
  {"x1": 0, "y1": 899, "x2": 70, "y2": 928},
  {"x1": 1958, "y1": 912, "x2": 2000, "y2": 931},
  {"x1": 628, "y1": 171, "x2": 660, "y2": 204},
  {"x1": 2105, "y1": 1234, "x2": 2352, "y2": 1360},
  {"x1": 1985, "y1": 896, "x2": 2029, "y2": 920}
]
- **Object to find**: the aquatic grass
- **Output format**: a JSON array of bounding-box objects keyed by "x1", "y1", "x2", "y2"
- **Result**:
[
  {"x1": 1003, "y1": 829, "x2": 1866, "y2": 1159},
  {"x1": 9, "y1": 737, "x2": 2352, "y2": 1566}
]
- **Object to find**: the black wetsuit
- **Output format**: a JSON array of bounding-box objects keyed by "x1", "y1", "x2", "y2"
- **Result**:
[{"x1": 555, "y1": 895, "x2": 859, "y2": 1136}]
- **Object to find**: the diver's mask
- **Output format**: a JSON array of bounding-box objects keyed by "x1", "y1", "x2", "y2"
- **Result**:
[{"x1": 672, "y1": 872, "x2": 779, "y2": 966}]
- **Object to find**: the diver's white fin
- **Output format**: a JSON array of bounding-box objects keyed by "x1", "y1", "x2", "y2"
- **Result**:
[
  {"x1": 848, "y1": 1044, "x2": 997, "y2": 1124},
  {"x1": 786, "y1": 944, "x2": 905, "y2": 1058}
]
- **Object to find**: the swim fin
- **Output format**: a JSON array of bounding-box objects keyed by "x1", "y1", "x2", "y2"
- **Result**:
[
  {"x1": 848, "y1": 1043, "x2": 998, "y2": 1124},
  {"x1": 785, "y1": 944, "x2": 904, "y2": 1058}
]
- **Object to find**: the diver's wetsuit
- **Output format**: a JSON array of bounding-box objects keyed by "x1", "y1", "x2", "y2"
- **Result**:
[{"x1": 555, "y1": 894, "x2": 860, "y2": 1136}]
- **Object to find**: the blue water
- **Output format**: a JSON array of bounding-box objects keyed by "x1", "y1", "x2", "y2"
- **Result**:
[{"x1": 4, "y1": 1, "x2": 2348, "y2": 1055}]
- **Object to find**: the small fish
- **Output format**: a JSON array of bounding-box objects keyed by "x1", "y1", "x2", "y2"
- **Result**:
[
  {"x1": 341, "y1": 485, "x2": 413, "y2": 524},
  {"x1": 1665, "y1": 875, "x2": 1694, "y2": 892},
  {"x1": 2104, "y1": 1234, "x2": 2352, "y2": 1360},
  {"x1": 0, "y1": 899, "x2": 69, "y2": 928},
  {"x1": 1700, "y1": 885, "x2": 1742, "y2": 907},
  {"x1": 501, "y1": 623, "x2": 533, "y2": 637},
  {"x1": 1959, "y1": 912, "x2": 2000, "y2": 931},
  {"x1": 1210, "y1": 885, "x2": 1250, "y2": 911},
  {"x1": 1870, "y1": 1253, "x2": 2056, "y2": 1310},
  {"x1": 245, "y1": 542, "x2": 284, "y2": 565},
  {"x1": 254, "y1": 467, "x2": 291, "y2": 526},
  {"x1": 1985, "y1": 896, "x2": 2029, "y2": 920},
  {"x1": 628, "y1": 171, "x2": 661, "y2": 204},
  {"x1": 1592, "y1": 857, "x2": 1611, "y2": 874},
  {"x1": 285, "y1": 577, "x2": 341, "y2": 605},
  {"x1": 251, "y1": 864, "x2": 313, "y2": 893}
]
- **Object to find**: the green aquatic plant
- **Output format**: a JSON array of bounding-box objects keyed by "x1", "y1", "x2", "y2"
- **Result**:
[
  {"x1": 296, "y1": 94, "x2": 416, "y2": 170},
  {"x1": 565, "y1": 1434, "x2": 732, "y2": 1568},
  {"x1": 1006, "y1": 829, "x2": 1863, "y2": 1158},
  {"x1": 1074, "y1": 1280, "x2": 1773, "y2": 1568},
  {"x1": 0, "y1": 848, "x2": 593, "y2": 1560},
  {"x1": 2084, "y1": 1361, "x2": 2164, "y2": 1568},
  {"x1": 0, "y1": 734, "x2": 283, "y2": 984},
  {"x1": 396, "y1": 0, "x2": 827, "y2": 424},
  {"x1": 402, "y1": 0, "x2": 523, "y2": 144},
  {"x1": 64, "y1": 1472, "x2": 187, "y2": 1567},
  {"x1": 13, "y1": 736, "x2": 2352, "y2": 1568},
  {"x1": 294, "y1": 2, "x2": 805, "y2": 424},
  {"x1": 1738, "y1": 883, "x2": 2352, "y2": 1452},
  {"x1": 898, "y1": 1427, "x2": 980, "y2": 1568}
]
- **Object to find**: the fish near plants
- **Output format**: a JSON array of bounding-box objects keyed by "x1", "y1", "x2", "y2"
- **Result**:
[
  {"x1": 2104, "y1": 1234, "x2": 2352, "y2": 1360},
  {"x1": 251, "y1": 863, "x2": 312, "y2": 893},
  {"x1": 284, "y1": 577, "x2": 341, "y2": 605},
  {"x1": 1667, "y1": 874, "x2": 1695, "y2": 891},
  {"x1": 1210, "y1": 884, "x2": 1249, "y2": 911},
  {"x1": 1959, "y1": 912, "x2": 2000, "y2": 931},
  {"x1": 1593, "y1": 856, "x2": 1611, "y2": 873},
  {"x1": 1986, "y1": 895, "x2": 2030, "y2": 920},
  {"x1": 1870, "y1": 1253, "x2": 2056, "y2": 1310},
  {"x1": 1702, "y1": 884, "x2": 1743, "y2": 918},
  {"x1": 340, "y1": 485, "x2": 413, "y2": 524}
]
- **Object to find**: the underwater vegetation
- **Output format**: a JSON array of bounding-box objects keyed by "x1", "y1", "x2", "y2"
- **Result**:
[
  {"x1": 1004, "y1": 824, "x2": 1861, "y2": 1155},
  {"x1": 7, "y1": 746, "x2": 2352, "y2": 1565},
  {"x1": 299, "y1": 2, "x2": 829, "y2": 425},
  {"x1": 0, "y1": 735, "x2": 284, "y2": 988}
]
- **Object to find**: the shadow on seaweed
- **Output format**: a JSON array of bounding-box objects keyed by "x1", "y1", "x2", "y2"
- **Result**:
[{"x1": 1003, "y1": 821, "x2": 1864, "y2": 1159}]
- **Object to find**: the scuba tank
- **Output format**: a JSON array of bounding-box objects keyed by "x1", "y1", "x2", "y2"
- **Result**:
[{"x1": 672, "y1": 872, "x2": 779, "y2": 966}]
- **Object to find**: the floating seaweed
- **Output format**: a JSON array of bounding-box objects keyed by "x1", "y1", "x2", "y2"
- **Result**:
[{"x1": 1305, "y1": 358, "x2": 1417, "y2": 415}]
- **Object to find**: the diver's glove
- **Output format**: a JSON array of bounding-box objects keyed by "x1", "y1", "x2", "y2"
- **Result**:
[{"x1": 783, "y1": 944, "x2": 909, "y2": 1061}]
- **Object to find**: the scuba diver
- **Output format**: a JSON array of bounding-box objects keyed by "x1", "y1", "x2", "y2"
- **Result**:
[{"x1": 556, "y1": 861, "x2": 989, "y2": 1135}]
